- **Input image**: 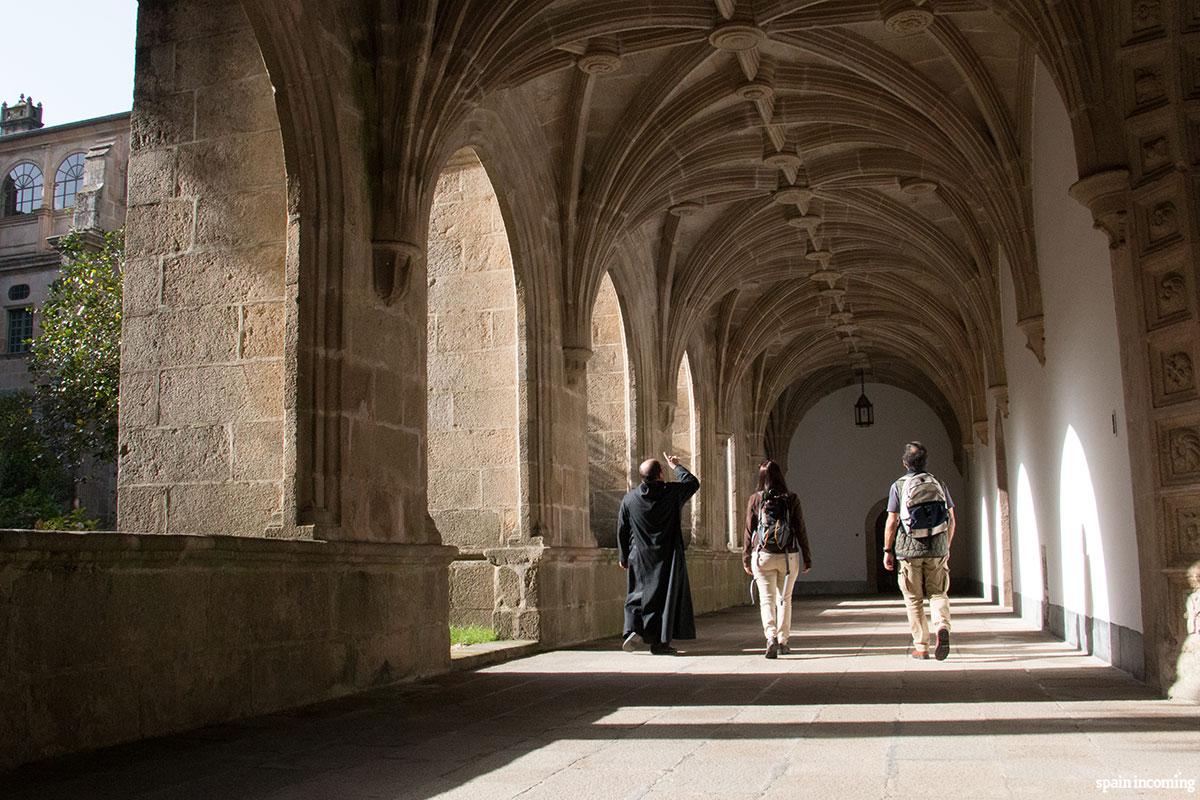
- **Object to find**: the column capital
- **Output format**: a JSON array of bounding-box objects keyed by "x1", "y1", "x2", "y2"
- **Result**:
[{"x1": 1069, "y1": 169, "x2": 1131, "y2": 250}]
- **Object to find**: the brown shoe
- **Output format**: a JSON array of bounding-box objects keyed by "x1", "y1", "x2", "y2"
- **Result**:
[
  {"x1": 934, "y1": 628, "x2": 950, "y2": 661},
  {"x1": 910, "y1": 649, "x2": 929, "y2": 660}
]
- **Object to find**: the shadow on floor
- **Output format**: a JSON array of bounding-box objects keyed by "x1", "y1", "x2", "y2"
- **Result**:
[{"x1": 4, "y1": 597, "x2": 1193, "y2": 800}]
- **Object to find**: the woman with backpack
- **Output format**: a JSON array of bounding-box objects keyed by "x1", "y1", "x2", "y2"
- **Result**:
[{"x1": 742, "y1": 460, "x2": 812, "y2": 659}]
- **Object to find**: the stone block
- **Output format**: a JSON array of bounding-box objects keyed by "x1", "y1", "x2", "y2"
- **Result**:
[
  {"x1": 232, "y1": 420, "x2": 283, "y2": 481},
  {"x1": 428, "y1": 468, "x2": 482, "y2": 511},
  {"x1": 174, "y1": 31, "x2": 266, "y2": 91},
  {"x1": 452, "y1": 388, "x2": 518, "y2": 430},
  {"x1": 195, "y1": 76, "x2": 282, "y2": 141},
  {"x1": 241, "y1": 302, "x2": 285, "y2": 359},
  {"x1": 194, "y1": 190, "x2": 287, "y2": 250},
  {"x1": 427, "y1": 352, "x2": 518, "y2": 392},
  {"x1": 166, "y1": 481, "x2": 281, "y2": 535},
  {"x1": 434, "y1": 509, "x2": 502, "y2": 548},
  {"x1": 175, "y1": 128, "x2": 285, "y2": 197},
  {"x1": 158, "y1": 362, "x2": 283, "y2": 426},
  {"x1": 118, "y1": 369, "x2": 159, "y2": 429},
  {"x1": 122, "y1": 256, "x2": 163, "y2": 318},
  {"x1": 122, "y1": 306, "x2": 240, "y2": 367},
  {"x1": 161, "y1": 246, "x2": 285, "y2": 308},
  {"x1": 434, "y1": 311, "x2": 494, "y2": 354},
  {"x1": 449, "y1": 560, "x2": 496, "y2": 621},
  {"x1": 129, "y1": 91, "x2": 196, "y2": 152},
  {"x1": 481, "y1": 467, "x2": 519, "y2": 508},
  {"x1": 119, "y1": 426, "x2": 231, "y2": 486},
  {"x1": 460, "y1": 232, "x2": 513, "y2": 272},
  {"x1": 126, "y1": 148, "x2": 177, "y2": 206},
  {"x1": 125, "y1": 199, "x2": 195, "y2": 257},
  {"x1": 429, "y1": 429, "x2": 517, "y2": 467},
  {"x1": 116, "y1": 485, "x2": 167, "y2": 533}
]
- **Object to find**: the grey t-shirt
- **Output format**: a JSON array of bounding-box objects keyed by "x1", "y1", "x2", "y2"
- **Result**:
[{"x1": 887, "y1": 471, "x2": 954, "y2": 514}]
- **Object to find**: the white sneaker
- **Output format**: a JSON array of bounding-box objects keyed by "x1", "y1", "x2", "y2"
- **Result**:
[{"x1": 622, "y1": 632, "x2": 640, "y2": 652}]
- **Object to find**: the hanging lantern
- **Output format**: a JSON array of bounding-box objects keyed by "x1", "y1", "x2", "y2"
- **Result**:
[{"x1": 854, "y1": 370, "x2": 874, "y2": 427}]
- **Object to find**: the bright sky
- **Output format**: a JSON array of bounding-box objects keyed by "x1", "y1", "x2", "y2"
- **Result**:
[{"x1": 2, "y1": 1, "x2": 138, "y2": 127}]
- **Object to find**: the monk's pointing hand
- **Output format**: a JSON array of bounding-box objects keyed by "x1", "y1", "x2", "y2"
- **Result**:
[{"x1": 663, "y1": 452, "x2": 681, "y2": 467}]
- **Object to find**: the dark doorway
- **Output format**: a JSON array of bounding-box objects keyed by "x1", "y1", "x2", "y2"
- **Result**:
[{"x1": 874, "y1": 510, "x2": 899, "y2": 595}]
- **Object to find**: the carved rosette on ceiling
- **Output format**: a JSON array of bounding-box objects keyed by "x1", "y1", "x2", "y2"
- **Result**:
[
  {"x1": 577, "y1": 39, "x2": 623, "y2": 75},
  {"x1": 708, "y1": 22, "x2": 766, "y2": 52},
  {"x1": 882, "y1": 0, "x2": 935, "y2": 35}
]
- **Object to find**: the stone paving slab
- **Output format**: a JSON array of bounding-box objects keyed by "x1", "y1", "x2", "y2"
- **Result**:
[{"x1": 4, "y1": 597, "x2": 1198, "y2": 800}]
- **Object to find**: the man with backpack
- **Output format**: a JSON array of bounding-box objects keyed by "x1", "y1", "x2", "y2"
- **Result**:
[
  {"x1": 742, "y1": 460, "x2": 812, "y2": 659},
  {"x1": 882, "y1": 441, "x2": 956, "y2": 660}
]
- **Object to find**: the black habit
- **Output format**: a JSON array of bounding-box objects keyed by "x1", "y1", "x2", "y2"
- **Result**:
[{"x1": 617, "y1": 464, "x2": 700, "y2": 645}]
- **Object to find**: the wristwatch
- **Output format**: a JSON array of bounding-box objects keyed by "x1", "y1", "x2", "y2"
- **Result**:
[{"x1": 883, "y1": 547, "x2": 895, "y2": 554}]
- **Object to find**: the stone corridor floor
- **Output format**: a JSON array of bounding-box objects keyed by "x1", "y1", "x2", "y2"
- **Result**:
[{"x1": 5, "y1": 597, "x2": 1199, "y2": 800}]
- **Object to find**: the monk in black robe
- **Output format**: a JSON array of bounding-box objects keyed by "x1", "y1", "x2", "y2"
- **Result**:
[{"x1": 618, "y1": 453, "x2": 699, "y2": 655}]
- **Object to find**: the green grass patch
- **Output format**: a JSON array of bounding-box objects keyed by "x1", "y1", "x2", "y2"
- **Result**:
[{"x1": 450, "y1": 625, "x2": 499, "y2": 646}]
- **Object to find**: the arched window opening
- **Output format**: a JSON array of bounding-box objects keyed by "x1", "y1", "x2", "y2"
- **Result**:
[
  {"x1": 672, "y1": 352, "x2": 698, "y2": 543},
  {"x1": 54, "y1": 153, "x2": 86, "y2": 209},
  {"x1": 426, "y1": 148, "x2": 521, "y2": 636},
  {"x1": 725, "y1": 435, "x2": 738, "y2": 549},
  {"x1": 2, "y1": 162, "x2": 44, "y2": 216},
  {"x1": 586, "y1": 272, "x2": 632, "y2": 548}
]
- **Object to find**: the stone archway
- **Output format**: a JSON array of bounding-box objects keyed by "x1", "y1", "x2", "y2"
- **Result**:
[{"x1": 863, "y1": 497, "x2": 890, "y2": 595}]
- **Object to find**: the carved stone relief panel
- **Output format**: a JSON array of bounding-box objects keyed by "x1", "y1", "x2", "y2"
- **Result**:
[
  {"x1": 1121, "y1": 0, "x2": 1166, "y2": 45},
  {"x1": 1149, "y1": 335, "x2": 1199, "y2": 406},
  {"x1": 1164, "y1": 493, "x2": 1200, "y2": 562},
  {"x1": 1135, "y1": 187, "x2": 1185, "y2": 254},
  {"x1": 1125, "y1": 58, "x2": 1169, "y2": 116},
  {"x1": 1158, "y1": 417, "x2": 1200, "y2": 486},
  {"x1": 1125, "y1": 111, "x2": 1176, "y2": 184},
  {"x1": 1184, "y1": 41, "x2": 1200, "y2": 100},
  {"x1": 1186, "y1": 0, "x2": 1200, "y2": 34},
  {"x1": 1142, "y1": 266, "x2": 1193, "y2": 329},
  {"x1": 1187, "y1": 113, "x2": 1200, "y2": 166}
]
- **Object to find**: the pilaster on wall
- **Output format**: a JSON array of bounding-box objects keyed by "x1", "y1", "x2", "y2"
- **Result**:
[
  {"x1": 119, "y1": 0, "x2": 289, "y2": 537},
  {"x1": 1071, "y1": 0, "x2": 1200, "y2": 695}
]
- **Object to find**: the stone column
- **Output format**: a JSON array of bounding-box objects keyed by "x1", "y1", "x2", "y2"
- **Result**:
[
  {"x1": 1070, "y1": 2, "x2": 1200, "y2": 690},
  {"x1": 119, "y1": 0, "x2": 289, "y2": 537}
]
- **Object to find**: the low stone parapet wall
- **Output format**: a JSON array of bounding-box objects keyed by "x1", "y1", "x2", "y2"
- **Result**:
[{"x1": 0, "y1": 530, "x2": 455, "y2": 772}]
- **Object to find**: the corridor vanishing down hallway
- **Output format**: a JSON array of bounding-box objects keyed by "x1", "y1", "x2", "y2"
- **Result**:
[{"x1": 8, "y1": 597, "x2": 1197, "y2": 800}]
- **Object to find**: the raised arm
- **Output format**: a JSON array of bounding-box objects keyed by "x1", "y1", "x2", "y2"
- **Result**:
[{"x1": 664, "y1": 453, "x2": 699, "y2": 502}]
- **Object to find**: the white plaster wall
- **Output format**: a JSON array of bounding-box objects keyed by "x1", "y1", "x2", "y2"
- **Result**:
[
  {"x1": 787, "y1": 383, "x2": 966, "y2": 586},
  {"x1": 997, "y1": 59, "x2": 1142, "y2": 632}
]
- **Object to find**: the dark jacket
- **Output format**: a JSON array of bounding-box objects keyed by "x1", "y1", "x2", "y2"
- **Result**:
[
  {"x1": 618, "y1": 464, "x2": 700, "y2": 644},
  {"x1": 742, "y1": 490, "x2": 812, "y2": 570}
]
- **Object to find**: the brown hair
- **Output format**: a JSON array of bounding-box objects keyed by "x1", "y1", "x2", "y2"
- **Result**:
[{"x1": 756, "y1": 460, "x2": 789, "y2": 495}]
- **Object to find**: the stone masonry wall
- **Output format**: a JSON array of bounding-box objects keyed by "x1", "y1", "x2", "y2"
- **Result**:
[
  {"x1": 586, "y1": 273, "x2": 629, "y2": 547},
  {"x1": 427, "y1": 150, "x2": 518, "y2": 626},
  {"x1": 118, "y1": 0, "x2": 287, "y2": 536},
  {"x1": 0, "y1": 530, "x2": 453, "y2": 772}
]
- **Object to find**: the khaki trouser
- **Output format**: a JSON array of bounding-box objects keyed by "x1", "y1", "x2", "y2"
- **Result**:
[
  {"x1": 752, "y1": 551, "x2": 799, "y2": 644},
  {"x1": 898, "y1": 557, "x2": 951, "y2": 652}
]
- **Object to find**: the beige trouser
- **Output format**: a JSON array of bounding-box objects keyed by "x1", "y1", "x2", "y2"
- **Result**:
[
  {"x1": 898, "y1": 557, "x2": 951, "y2": 652},
  {"x1": 752, "y1": 551, "x2": 799, "y2": 644}
]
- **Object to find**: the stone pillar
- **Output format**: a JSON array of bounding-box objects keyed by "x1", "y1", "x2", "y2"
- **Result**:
[
  {"x1": 119, "y1": 0, "x2": 289, "y2": 536},
  {"x1": 1069, "y1": 1, "x2": 1200, "y2": 690}
]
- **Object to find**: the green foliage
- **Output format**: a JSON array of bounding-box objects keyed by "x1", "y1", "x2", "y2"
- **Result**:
[
  {"x1": 449, "y1": 625, "x2": 500, "y2": 646},
  {"x1": 0, "y1": 392, "x2": 74, "y2": 529},
  {"x1": 27, "y1": 229, "x2": 123, "y2": 469},
  {"x1": 34, "y1": 507, "x2": 100, "y2": 531}
]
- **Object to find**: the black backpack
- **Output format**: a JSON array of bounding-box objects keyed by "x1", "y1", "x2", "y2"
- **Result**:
[{"x1": 752, "y1": 491, "x2": 794, "y2": 553}]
